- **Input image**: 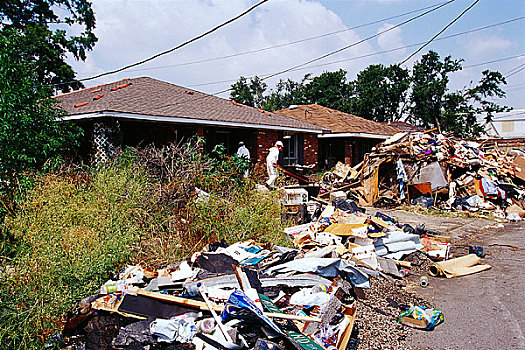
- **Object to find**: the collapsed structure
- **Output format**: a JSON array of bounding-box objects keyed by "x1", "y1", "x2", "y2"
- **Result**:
[{"x1": 318, "y1": 131, "x2": 525, "y2": 219}]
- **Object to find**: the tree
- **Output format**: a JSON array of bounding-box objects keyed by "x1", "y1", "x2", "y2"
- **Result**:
[
  {"x1": 439, "y1": 70, "x2": 510, "y2": 138},
  {"x1": 230, "y1": 76, "x2": 267, "y2": 108},
  {"x1": 409, "y1": 51, "x2": 510, "y2": 137},
  {"x1": 409, "y1": 50, "x2": 463, "y2": 131},
  {"x1": 0, "y1": 31, "x2": 82, "y2": 188},
  {"x1": 350, "y1": 64, "x2": 410, "y2": 122},
  {"x1": 264, "y1": 78, "x2": 305, "y2": 111},
  {"x1": 0, "y1": 0, "x2": 97, "y2": 92},
  {"x1": 301, "y1": 69, "x2": 353, "y2": 112}
]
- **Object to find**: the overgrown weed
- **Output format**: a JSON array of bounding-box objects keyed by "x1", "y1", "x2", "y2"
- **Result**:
[{"x1": 0, "y1": 140, "x2": 287, "y2": 348}]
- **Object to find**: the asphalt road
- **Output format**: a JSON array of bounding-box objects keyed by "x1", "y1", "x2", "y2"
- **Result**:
[{"x1": 369, "y1": 208, "x2": 525, "y2": 350}]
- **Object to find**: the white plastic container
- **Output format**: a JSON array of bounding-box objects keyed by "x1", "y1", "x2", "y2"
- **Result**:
[{"x1": 283, "y1": 188, "x2": 308, "y2": 204}]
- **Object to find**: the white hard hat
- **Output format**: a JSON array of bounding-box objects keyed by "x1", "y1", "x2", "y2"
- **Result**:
[{"x1": 275, "y1": 141, "x2": 284, "y2": 147}]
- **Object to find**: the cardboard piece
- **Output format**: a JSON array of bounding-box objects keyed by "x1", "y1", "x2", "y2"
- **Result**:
[
  {"x1": 513, "y1": 156, "x2": 525, "y2": 182},
  {"x1": 369, "y1": 216, "x2": 395, "y2": 231},
  {"x1": 324, "y1": 223, "x2": 368, "y2": 237}
]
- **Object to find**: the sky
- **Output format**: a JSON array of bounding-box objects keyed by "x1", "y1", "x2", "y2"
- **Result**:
[{"x1": 66, "y1": 0, "x2": 525, "y2": 109}]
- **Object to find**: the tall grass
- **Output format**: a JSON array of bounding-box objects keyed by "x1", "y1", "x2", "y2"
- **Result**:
[
  {"x1": 0, "y1": 142, "x2": 288, "y2": 348},
  {"x1": 0, "y1": 163, "x2": 149, "y2": 348}
]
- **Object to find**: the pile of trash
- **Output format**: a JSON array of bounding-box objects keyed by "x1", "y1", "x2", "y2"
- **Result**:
[
  {"x1": 319, "y1": 132, "x2": 525, "y2": 220},
  {"x1": 59, "y1": 194, "x2": 495, "y2": 350}
]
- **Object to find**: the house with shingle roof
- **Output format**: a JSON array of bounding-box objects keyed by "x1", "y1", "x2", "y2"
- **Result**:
[
  {"x1": 54, "y1": 77, "x2": 324, "y2": 165},
  {"x1": 275, "y1": 104, "x2": 401, "y2": 167}
]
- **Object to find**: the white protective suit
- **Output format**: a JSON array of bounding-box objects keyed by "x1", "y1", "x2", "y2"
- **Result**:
[
  {"x1": 236, "y1": 144, "x2": 250, "y2": 177},
  {"x1": 266, "y1": 146, "x2": 280, "y2": 187}
]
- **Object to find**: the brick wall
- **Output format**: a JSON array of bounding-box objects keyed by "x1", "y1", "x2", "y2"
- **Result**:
[
  {"x1": 303, "y1": 134, "x2": 319, "y2": 167},
  {"x1": 257, "y1": 130, "x2": 319, "y2": 168},
  {"x1": 256, "y1": 130, "x2": 279, "y2": 163}
]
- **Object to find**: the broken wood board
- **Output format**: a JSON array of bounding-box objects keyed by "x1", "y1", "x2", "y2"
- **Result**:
[
  {"x1": 337, "y1": 305, "x2": 357, "y2": 350},
  {"x1": 362, "y1": 165, "x2": 379, "y2": 205},
  {"x1": 136, "y1": 288, "x2": 321, "y2": 322}
]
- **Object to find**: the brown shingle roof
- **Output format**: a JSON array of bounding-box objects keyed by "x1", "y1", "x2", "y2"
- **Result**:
[
  {"x1": 54, "y1": 77, "x2": 323, "y2": 132},
  {"x1": 275, "y1": 104, "x2": 401, "y2": 136}
]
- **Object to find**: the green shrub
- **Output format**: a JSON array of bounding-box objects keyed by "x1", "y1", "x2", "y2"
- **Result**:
[{"x1": 0, "y1": 163, "x2": 149, "y2": 349}]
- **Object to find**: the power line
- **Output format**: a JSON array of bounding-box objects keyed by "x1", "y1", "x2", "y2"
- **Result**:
[
  {"x1": 93, "y1": 1, "x2": 449, "y2": 75},
  {"x1": 149, "y1": 0, "x2": 455, "y2": 112},
  {"x1": 42, "y1": 0, "x2": 270, "y2": 87},
  {"x1": 186, "y1": 51, "x2": 525, "y2": 89},
  {"x1": 118, "y1": 14, "x2": 523, "y2": 75},
  {"x1": 183, "y1": 25, "x2": 525, "y2": 90},
  {"x1": 463, "y1": 53, "x2": 525, "y2": 69},
  {"x1": 506, "y1": 62, "x2": 525, "y2": 77},
  {"x1": 399, "y1": 0, "x2": 479, "y2": 65},
  {"x1": 260, "y1": 0, "x2": 455, "y2": 82},
  {"x1": 506, "y1": 64, "x2": 525, "y2": 78}
]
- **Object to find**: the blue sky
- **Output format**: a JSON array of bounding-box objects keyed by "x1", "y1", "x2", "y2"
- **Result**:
[{"x1": 67, "y1": 0, "x2": 525, "y2": 109}]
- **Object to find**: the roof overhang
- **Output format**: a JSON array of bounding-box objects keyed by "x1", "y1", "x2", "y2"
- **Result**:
[
  {"x1": 61, "y1": 111, "x2": 323, "y2": 134},
  {"x1": 318, "y1": 132, "x2": 391, "y2": 140}
]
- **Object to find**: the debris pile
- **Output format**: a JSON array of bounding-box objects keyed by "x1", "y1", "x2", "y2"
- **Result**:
[
  {"x1": 319, "y1": 132, "x2": 525, "y2": 220},
  {"x1": 59, "y1": 191, "x2": 497, "y2": 350}
]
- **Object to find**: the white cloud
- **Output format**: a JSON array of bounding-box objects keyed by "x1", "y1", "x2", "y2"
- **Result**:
[
  {"x1": 376, "y1": 22, "x2": 406, "y2": 57},
  {"x1": 460, "y1": 34, "x2": 514, "y2": 57},
  {"x1": 67, "y1": 0, "x2": 374, "y2": 93}
]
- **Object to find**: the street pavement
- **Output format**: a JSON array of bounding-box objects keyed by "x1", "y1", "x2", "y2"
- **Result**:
[{"x1": 369, "y1": 208, "x2": 525, "y2": 350}]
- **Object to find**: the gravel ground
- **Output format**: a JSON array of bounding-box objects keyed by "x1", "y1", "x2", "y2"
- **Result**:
[{"x1": 348, "y1": 273, "x2": 433, "y2": 350}]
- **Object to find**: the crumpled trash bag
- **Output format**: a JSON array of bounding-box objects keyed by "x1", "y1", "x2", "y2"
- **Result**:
[
  {"x1": 289, "y1": 289, "x2": 330, "y2": 307},
  {"x1": 398, "y1": 306, "x2": 444, "y2": 330},
  {"x1": 114, "y1": 319, "x2": 155, "y2": 347},
  {"x1": 332, "y1": 198, "x2": 365, "y2": 213},
  {"x1": 264, "y1": 258, "x2": 370, "y2": 289},
  {"x1": 412, "y1": 194, "x2": 434, "y2": 208},
  {"x1": 149, "y1": 314, "x2": 198, "y2": 343}
]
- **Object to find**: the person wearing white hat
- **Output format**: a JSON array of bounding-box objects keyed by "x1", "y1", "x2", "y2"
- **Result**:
[
  {"x1": 266, "y1": 141, "x2": 283, "y2": 188},
  {"x1": 236, "y1": 141, "x2": 250, "y2": 177}
]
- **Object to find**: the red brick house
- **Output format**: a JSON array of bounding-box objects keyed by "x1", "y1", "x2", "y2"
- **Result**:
[
  {"x1": 54, "y1": 77, "x2": 324, "y2": 165},
  {"x1": 276, "y1": 104, "x2": 401, "y2": 167}
]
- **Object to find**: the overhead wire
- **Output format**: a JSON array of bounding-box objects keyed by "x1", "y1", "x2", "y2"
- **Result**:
[
  {"x1": 148, "y1": 0, "x2": 455, "y2": 112},
  {"x1": 112, "y1": 15, "x2": 524, "y2": 75},
  {"x1": 259, "y1": 0, "x2": 456, "y2": 82},
  {"x1": 40, "y1": 0, "x2": 270, "y2": 87},
  {"x1": 399, "y1": 0, "x2": 480, "y2": 65},
  {"x1": 97, "y1": 1, "x2": 450, "y2": 74},
  {"x1": 505, "y1": 62, "x2": 525, "y2": 78}
]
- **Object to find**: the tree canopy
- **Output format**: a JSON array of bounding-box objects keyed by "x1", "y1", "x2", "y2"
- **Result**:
[
  {"x1": 0, "y1": 31, "x2": 82, "y2": 186},
  {"x1": 0, "y1": 0, "x2": 97, "y2": 92},
  {"x1": 230, "y1": 50, "x2": 510, "y2": 138}
]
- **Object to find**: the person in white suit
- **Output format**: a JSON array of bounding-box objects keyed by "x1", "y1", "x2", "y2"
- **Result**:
[
  {"x1": 236, "y1": 141, "x2": 250, "y2": 177},
  {"x1": 266, "y1": 141, "x2": 283, "y2": 188}
]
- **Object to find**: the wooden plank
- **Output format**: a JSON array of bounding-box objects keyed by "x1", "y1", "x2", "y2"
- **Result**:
[
  {"x1": 337, "y1": 305, "x2": 357, "y2": 350},
  {"x1": 135, "y1": 288, "x2": 321, "y2": 322},
  {"x1": 394, "y1": 260, "x2": 412, "y2": 268}
]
